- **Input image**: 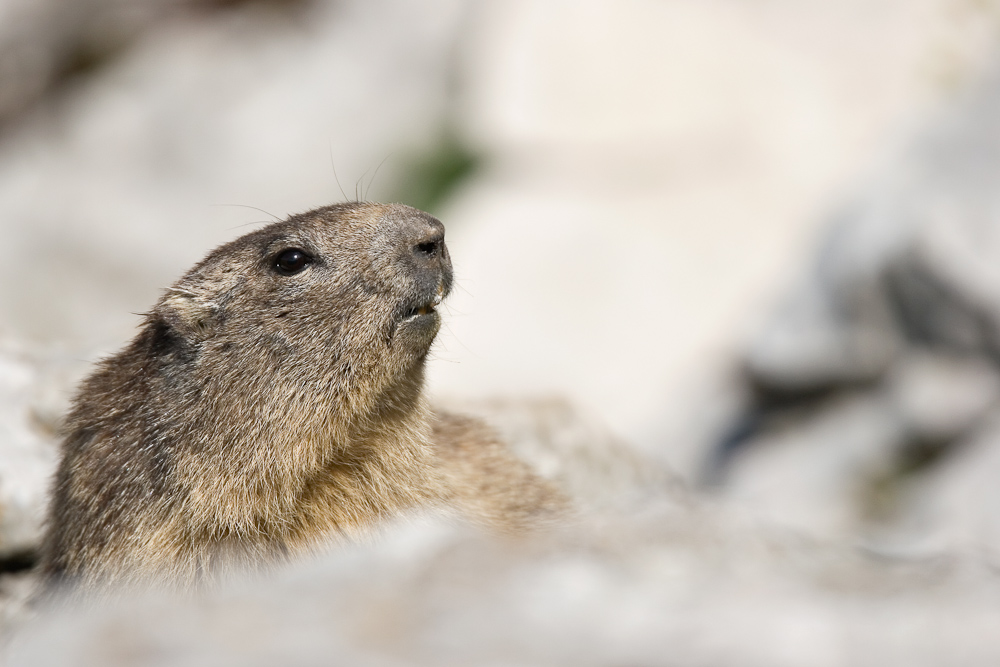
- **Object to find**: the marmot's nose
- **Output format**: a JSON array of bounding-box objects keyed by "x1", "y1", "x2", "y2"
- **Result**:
[
  {"x1": 411, "y1": 225, "x2": 448, "y2": 271},
  {"x1": 391, "y1": 208, "x2": 453, "y2": 295}
]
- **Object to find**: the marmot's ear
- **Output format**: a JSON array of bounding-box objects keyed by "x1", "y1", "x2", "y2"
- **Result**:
[{"x1": 157, "y1": 287, "x2": 219, "y2": 339}]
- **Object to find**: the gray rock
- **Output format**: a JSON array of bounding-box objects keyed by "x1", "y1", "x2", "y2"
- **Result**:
[
  {"x1": 714, "y1": 61, "x2": 1000, "y2": 554},
  {"x1": 737, "y1": 57, "x2": 1000, "y2": 396},
  {"x1": 0, "y1": 342, "x2": 76, "y2": 559},
  {"x1": 439, "y1": 396, "x2": 677, "y2": 510},
  {"x1": 11, "y1": 501, "x2": 1000, "y2": 666},
  {"x1": 0, "y1": 0, "x2": 218, "y2": 129}
]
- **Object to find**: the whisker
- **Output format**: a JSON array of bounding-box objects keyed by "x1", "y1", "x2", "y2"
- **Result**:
[
  {"x1": 329, "y1": 141, "x2": 350, "y2": 203},
  {"x1": 364, "y1": 153, "x2": 393, "y2": 202},
  {"x1": 211, "y1": 204, "x2": 280, "y2": 222},
  {"x1": 438, "y1": 320, "x2": 478, "y2": 357},
  {"x1": 355, "y1": 168, "x2": 370, "y2": 203}
]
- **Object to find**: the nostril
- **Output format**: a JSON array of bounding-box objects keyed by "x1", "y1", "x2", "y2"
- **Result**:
[{"x1": 409, "y1": 219, "x2": 447, "y2": 265}]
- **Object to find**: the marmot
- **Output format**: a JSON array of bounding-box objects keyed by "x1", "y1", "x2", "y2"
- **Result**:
[{"x1": 40, "y1": 202, "x2": 564, "y2": 595}]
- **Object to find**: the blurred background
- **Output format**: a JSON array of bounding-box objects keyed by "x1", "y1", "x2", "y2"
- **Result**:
[{"x1": 5, "y1": 0, "x2": 1000, "y2": 663}]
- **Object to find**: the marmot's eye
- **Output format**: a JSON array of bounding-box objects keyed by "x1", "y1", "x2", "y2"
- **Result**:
[{"x1": 273, "y1": 248, "x2": 312, "y2": 275}]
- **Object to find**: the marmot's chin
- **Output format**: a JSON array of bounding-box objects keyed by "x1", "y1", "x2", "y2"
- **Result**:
[{"x1": 395, "y1": 307, "x2": 441, "y2": 345}]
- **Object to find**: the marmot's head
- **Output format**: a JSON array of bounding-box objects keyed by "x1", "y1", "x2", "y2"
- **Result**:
[{"x1": 151, "y1": 202, "x2": 452, "y2": 431}]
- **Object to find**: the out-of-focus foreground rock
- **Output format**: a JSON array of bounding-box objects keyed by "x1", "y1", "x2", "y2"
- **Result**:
[
  {"x1": 10, "y1": 504, "x2": 1000, "y2": 667},
  {"x1": 4, "y1": 0, "x2": 1000, "y2": 664}
]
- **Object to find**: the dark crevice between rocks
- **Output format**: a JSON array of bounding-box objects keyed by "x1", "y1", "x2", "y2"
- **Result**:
[
  {"x1": 704, "y1": 246, "x2": 1000, "y2": 490},
  {"x1": 700, "y1": 370, "x2": 885, "y2": 489},
  {"x1": 0, "y1": 550, "x2": 38, "y2": 574},
  {"x1": 860, "y1": 430, "x2": 968, "y2": 525}
]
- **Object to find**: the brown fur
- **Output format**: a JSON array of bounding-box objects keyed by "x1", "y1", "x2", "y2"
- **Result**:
[{"x1": 39, "y1": 202, "x2": 564, "y2": 595}]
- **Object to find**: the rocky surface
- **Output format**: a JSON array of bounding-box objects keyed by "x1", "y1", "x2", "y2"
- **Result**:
[
  {"x1": 713, "y1": 63, "x2": 1000, "y2": 562},
  {"x1": 10, "y1": 499, "x2": 1000, "y2": 666},
  {"x1": 0, "y1": 342, "x2": 82, "y2": 561}
]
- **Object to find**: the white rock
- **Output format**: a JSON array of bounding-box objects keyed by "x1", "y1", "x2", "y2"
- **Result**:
[{"x1": 0, "y1": 343, "x2": 66, "y2": 558}]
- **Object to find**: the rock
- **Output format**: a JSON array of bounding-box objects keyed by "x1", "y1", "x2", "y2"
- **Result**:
[
  {"x1": 11, "y1": 500, "x2": 1000, "y2": 666},
  {"x1": 713, "y1": 61, "x2": 1000, "y2": 554},
  {"x1": 0, "y1": 341, "x2": 75, "y2": 559},
  {"x1": 439, "y1": 396, "x2": 677, "y2": 510}
]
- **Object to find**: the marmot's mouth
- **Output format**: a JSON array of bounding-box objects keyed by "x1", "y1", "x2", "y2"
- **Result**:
[
  {"x1": 399, "y1": 293, "x2": 443, "y2": 322},
  {"x1": 403, "y1": 304, "x2": 435, "y2": 319}
]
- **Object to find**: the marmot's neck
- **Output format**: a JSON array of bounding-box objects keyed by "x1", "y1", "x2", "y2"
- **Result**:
[{"x1": 176, "y1": 363, "x2": 441, "y2": 560}]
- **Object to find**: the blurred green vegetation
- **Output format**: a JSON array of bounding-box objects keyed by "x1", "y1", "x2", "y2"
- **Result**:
[{"x1": 388, "y1": 129, "x2": 481, "y2": 217}]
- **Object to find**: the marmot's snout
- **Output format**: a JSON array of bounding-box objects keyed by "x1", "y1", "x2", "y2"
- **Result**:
[
  {"x1": 384, "y1": 207, "x2": 452, "y2": 344},
  {"x1": 391, "y1": 212, "x2": 453, "y2": 326},
  {"x1": 403, "y1": 213, "x2": 453, "y2": 297}
]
